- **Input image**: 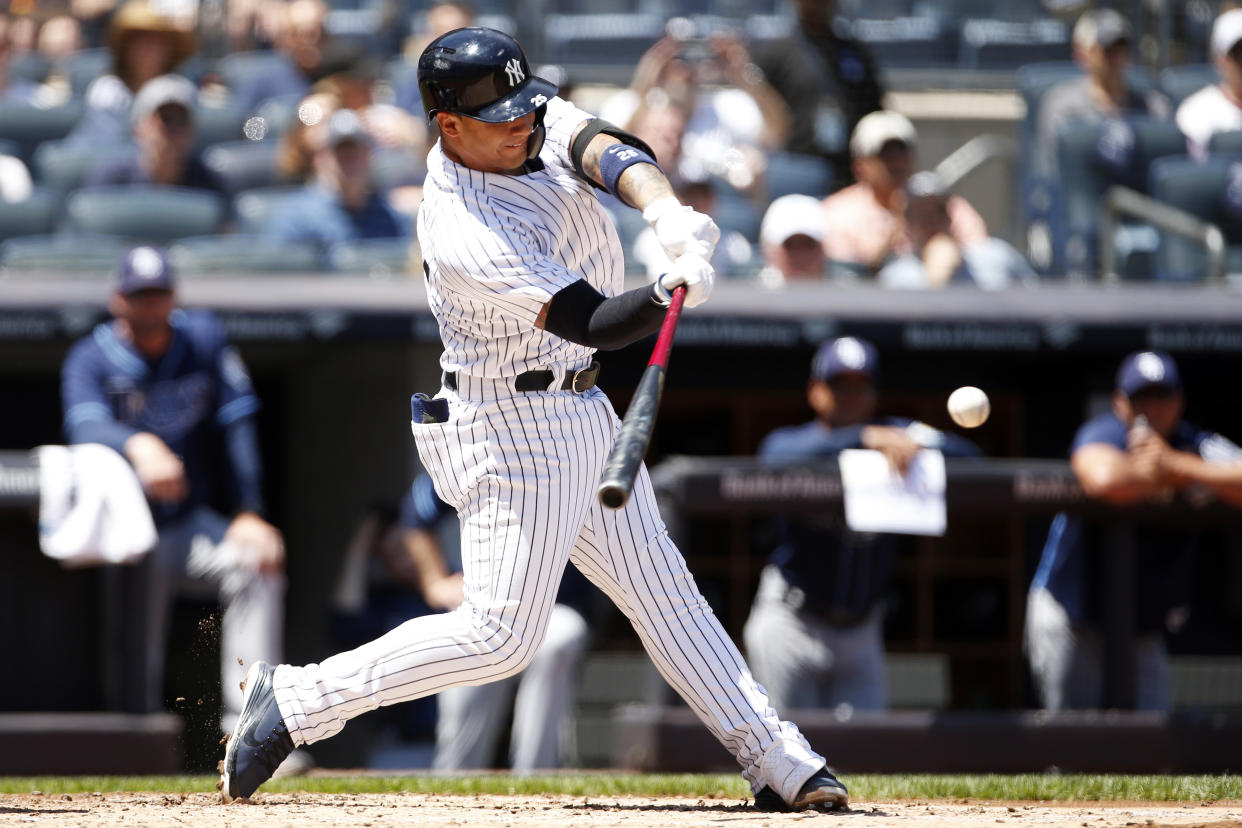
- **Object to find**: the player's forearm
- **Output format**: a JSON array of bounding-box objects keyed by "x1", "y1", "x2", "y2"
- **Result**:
[
  {"x1": 1165, "y1": 453, "x2": 1242, "y2": 505},
  {"x1": 579, "y1": 132, "x2": 675, "y2": 211},
  {"x1": 538, "y1": 279, "x2": 667, "y2": 350}
]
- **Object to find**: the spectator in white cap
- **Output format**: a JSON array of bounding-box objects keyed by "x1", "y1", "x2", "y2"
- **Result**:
[
  {"x1": 878, "y1": 171, "x2": 1036, "y2": 290},
  {"x1": 1034, "y1": 7, "x2": 1169, "y2": 175},
  {"x1": 756, "y1": 194, "x2": 827, "y2": 286},
  {"x1": 820, "y1": 110, "x2": 987, "y2": 273},
  {"x1": 84, "y1": 74, "x2": 226, "y2": 195},
  {"x1": 1176, "y1": 8, "x2": 1242, "y2": 161}
]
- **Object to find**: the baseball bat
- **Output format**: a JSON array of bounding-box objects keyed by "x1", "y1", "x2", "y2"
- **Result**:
[{"x1": 598, "y1": 285, "x2": 687, "y2": 510}]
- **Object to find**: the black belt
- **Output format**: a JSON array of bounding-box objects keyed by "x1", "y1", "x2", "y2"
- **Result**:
[{"x1": 445, "y1": 361, "x2": 600, "y2": 393}]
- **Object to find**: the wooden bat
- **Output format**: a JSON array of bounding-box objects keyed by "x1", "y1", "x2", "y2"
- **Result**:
[{"x1": 597, "y1": 285, "x2": 687, "y2": 509}]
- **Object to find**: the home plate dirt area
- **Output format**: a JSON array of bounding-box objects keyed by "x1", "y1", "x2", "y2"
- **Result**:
[{"x1": 2, "y1": 792, "x2": 1241, "y2": 827}]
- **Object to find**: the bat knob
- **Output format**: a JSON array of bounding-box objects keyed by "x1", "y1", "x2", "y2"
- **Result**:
[{"x1": 597, "y1": 482, "x2": 629, "y2": 510}]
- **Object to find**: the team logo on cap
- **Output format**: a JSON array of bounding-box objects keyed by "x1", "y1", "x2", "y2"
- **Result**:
[
  {"x1": 1134, "y1": 352, "x2": 1165, "y2": 382},
  {"x1": 504, "y1": 58, "x2": 525, "y2": 87},
  {"x1": 129, "y1": 246, "x2": 165, "y2": 280},
  {"x1": 835, "y1": 337, "x2": 868, "y2": 370}
]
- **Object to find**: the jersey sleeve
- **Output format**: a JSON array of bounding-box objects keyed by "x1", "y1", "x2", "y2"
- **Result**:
[
  {"x1": 1071, "y1": 413, "x2": 1126, "y2": 454},
  {"x1": 60, "y1": 335, "x2": 138, "y2": 454},
  {"x1": 1193, "y1": 429, "x2": 1242, "y2": 464},
  {"x1": 540, "y1": 96, "x2": 596, "y2": 177}
]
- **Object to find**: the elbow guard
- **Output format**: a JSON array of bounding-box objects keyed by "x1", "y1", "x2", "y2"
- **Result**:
[{"x1": 570, "y1": 118, "x2": 659, "y2": 193}]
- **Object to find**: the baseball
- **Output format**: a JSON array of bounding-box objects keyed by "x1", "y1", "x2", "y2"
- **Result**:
[{"x1": 948, "y1": 386, "x2": 990, "y2": 428}]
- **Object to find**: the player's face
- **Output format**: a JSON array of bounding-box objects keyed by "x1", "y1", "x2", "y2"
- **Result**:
[
  {"x1": 439, "y1": 112, "x2": 535, "y2": 174},
  {"x1": 1116, "y1": 388, "x2": 1183, "y2": 437}
]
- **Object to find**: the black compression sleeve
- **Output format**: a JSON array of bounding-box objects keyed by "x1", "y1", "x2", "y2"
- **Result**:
[{"x1": 542, "y1": 279, "x2": 668, "y2": 350}]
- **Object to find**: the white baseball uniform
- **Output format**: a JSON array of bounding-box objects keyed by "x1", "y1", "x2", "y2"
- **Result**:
[{"x1": 268, "y1": 97, "x2": 824, "y2": 802}]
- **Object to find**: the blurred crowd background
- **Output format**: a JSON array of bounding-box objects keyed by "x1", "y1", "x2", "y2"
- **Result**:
[{"x1": 0, "y1": 0, "x2": 1241, "y2": 283}]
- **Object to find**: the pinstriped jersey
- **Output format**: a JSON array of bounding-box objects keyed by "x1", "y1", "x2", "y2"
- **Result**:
[{"x1": 417, "y1": 96, "x2": 625, "y2": 378}]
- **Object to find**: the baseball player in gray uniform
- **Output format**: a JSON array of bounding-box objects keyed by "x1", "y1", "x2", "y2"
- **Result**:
[{"x1": 221, "y1": 27, "x2": 847, "y2": 812}]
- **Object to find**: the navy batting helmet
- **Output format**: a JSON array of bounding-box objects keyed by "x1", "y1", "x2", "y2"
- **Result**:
[{"x1": 418, "y1": 27, "x2": 558, "y2": 124}]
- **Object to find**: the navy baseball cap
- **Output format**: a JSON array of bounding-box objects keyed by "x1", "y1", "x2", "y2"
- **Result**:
[
  {"x1": 811, "y1": 336, "x2": 878, "y2": 383},
  {"x1": 116, "y1": 245, "x2": 176, "y2": 295},
  {"x1": 1116, "y1": 350, "x2": 1181, "y2": 396}
]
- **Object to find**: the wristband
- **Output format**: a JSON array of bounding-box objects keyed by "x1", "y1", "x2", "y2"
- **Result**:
[{"x1": 598, "y1": 142, "x2": 660, "y2": 197}]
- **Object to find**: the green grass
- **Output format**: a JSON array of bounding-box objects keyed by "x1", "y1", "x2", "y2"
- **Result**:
[{"x1": 1, "y1": 774, "x2": 1240, "y2": 801}]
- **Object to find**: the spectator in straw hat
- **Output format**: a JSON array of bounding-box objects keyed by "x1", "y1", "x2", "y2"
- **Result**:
[{"x1": 65, "y1": 0, "x2": 197, "y2": 147}]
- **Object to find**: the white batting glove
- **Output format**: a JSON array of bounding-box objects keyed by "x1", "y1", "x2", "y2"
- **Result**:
[
  {"x1": 654, "y1": 253, "x2": 715, "y2": 308},
  {"x1": 642, "y1": 196, "x2": 720, "y2": 260}
]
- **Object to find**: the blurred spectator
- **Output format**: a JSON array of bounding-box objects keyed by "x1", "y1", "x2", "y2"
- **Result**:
[
  {"x1": 821, "y1": 111, "x2": 988, "y2": 274},
  {"x1": 744, "y1": 336, "x2": 981, "y2": 712},
  {"x1": 1026, "y1": 350, "x2": 1242, "y2": 711},
  {"x1": 751, "y1": 0, "x2": 884, "y2": 183},
  {"x1": 64, "y1": 0, "x2": 197, "y2": 147},
  {"x1": 0, "y1": 12, "x2": 43, "y2": 103},
  {"x1": 229, "y1": 0, "x2": 363, "y2": 117},
  {"x1": 755, "y1": 193, "x2": 828, "y2": 287},
  {"x1": 394, "y1": 0, "x2": 475, "y2": 115},
  {"x1": 632, "y1": 177, "x2": 753, "y2": 279},
  {"x1": 30, "y1": 13, "x2": 85, "y2": 105},
  {"x1": 600, "y1": 29, "x2": 790, "y2": 196},
  {"x1": 1035, "y1": 8, "x2": 1170, "y2": 176},
  {"x1": 331, "y1": 474, "x2": 593, "y2": 770},
  {"x1": 84, "y1": 74, "x2": 225, "y2": 194},
  {"x1": 265, "y1": 106, "x2": 409, "y2": 259},
  {"x1": 878, "y1": 171, "x2": 1036, "y2": 290},
  {"x1": 402, "y1": 0, "x2": 473, "y2": 62},
  {"x1": 59, "y1": 246, "x2": 301, "y2": 767},
  {"x1": 1177, "y1": 9, "x2": 1242, "y2": 162}
]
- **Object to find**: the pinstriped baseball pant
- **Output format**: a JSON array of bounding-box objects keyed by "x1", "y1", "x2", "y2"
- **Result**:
[{"x1": 272, "y1": 373, "x2": 824, "y2": 802}]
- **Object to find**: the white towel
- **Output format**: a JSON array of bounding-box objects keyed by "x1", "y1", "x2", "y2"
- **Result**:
[{"x1": 36, "y1": 444, "x2": 157, "y2": 567}]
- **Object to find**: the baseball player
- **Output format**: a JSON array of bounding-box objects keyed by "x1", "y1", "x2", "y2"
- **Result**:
[
  {"x1": 222, "y1": 28, "x2": 847, "y2": 812},
  {"x1": 61, "y1": 246, "x2": 289, "y2": 741}
]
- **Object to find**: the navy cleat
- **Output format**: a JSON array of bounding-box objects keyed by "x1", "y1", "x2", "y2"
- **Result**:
[
  {"x1": 218, "y1": 661, "x2": 293, "y2": 802},
  {"x1": 754, "y1": 766, "x2": 849, "y2": 813}
]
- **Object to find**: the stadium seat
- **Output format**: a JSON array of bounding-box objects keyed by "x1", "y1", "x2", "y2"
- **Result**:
[
  {"x1": 0, "y1": 233, "x2": 131, "y2": 275},
  {"x1": 246, "y1": 93, "x2": 302, "y2": 142},
  {"x1": 168, "y1": 234, "x2": 322, "y2": 274},
  {"x1": 64, "y1": 48, "x2": 112, "y2": 98},
  {"x1": 32, "y1": 140, "x2": 136, "y2": 198},
  {"x1": 0, "y1": 188, "x2": 60, "y2": 242},
  {"x1": 9, "y1": 52, "x2": 51, "y2": 85},
  {"x1": 840, "y1": 14, "x2": 957, "y2": 69},
  {"x1": 61, "y1": 186, "x2": 227, "y2": 243},
  {"x1": 765, "y1": 152, "x2": 834, "y2": 200},
  {"x1": 1159, "y1": 63, "x2": 1217, "y2": 107},
  {"x1": 1055, "y1": 117, "x2": 1187, "y2": 279},
  {"x1": 542, "y1": 13, "x2": 664, "y2": 81},
  {"x1": 1208, "y1": 130, "x2": 1242, "y2": 155},
  {"x1": 0, "y1": 100, "x2": 84, "y2": 163},
  {"x1": 193, "y1": 103, "x2": 249, "y2": 151},
  {"x1": 711, "y1": 191, "x2": 761, "y2": 243},
  {"x1": 957, "y1": 18, "x2": 1070, "y2": 70},
  {"x1": 215, "y1": 51, "x2": 292, "y2": 99},
  {"x1": 0, "y1": 138, "x2": 19, "y2": 158},
  {"x1": 233, "y1": 185, "x2": 300, "y2": 235},
  {"x1": 327, "y1": 238, "x2": 416, "y2": 276},
  {"x1": 1148, "y1": 154, "x2": 1242, "y2": 281},
  {"x1": 202, "y1": 140, "x2": 285, "y2": 196}
]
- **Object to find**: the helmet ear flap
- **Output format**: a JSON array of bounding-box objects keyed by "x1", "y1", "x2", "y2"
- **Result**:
[{"x1": 525, "y1": 104, "x2": 548, "y2": 160}]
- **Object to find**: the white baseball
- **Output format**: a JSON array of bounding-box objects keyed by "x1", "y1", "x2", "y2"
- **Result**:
[{"x1": 948, "y1": 386, "x2": 990, "y2": 428}]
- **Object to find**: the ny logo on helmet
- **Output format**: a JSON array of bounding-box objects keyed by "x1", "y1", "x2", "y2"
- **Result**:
[{"x1": 504, "y1": 58, "x2": 525, "y2": 87}]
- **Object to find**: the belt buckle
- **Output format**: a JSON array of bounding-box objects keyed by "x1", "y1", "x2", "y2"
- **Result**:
[{"x1": 570, "y1": 361, "x2": 599, "y2": 393}]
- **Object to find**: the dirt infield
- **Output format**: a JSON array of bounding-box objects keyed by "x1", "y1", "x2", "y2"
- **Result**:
[{"x1": 3, "y1": 792, "x2": 1241, "y2": 827}]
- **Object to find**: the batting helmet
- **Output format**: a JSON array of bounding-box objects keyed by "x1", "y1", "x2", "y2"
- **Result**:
[{"x1": 418, "y1": 27, "x2": 558, "y2": 125}]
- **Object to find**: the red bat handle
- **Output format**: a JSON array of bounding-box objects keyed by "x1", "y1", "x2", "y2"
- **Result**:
[{"x1": 648, "y1": 285, "x2": 686, "y2": 369}]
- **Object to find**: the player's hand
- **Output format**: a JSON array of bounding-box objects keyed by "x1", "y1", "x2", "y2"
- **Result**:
[
  {"x1": 862, "y1": 425, "x2": 922, "y2": 476},
  {"x1": 226, "y1": 511, "x2": 285, "y2": 574},
  {"x1": 124, "y1": 432, "x2": 189, "y2": 503},
  {"x1": 656, "y1": 253, "x2": 715, "y2": 308},
  {"x1": 642, "y1": 196, "x2": 720, "y2": 260}
]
